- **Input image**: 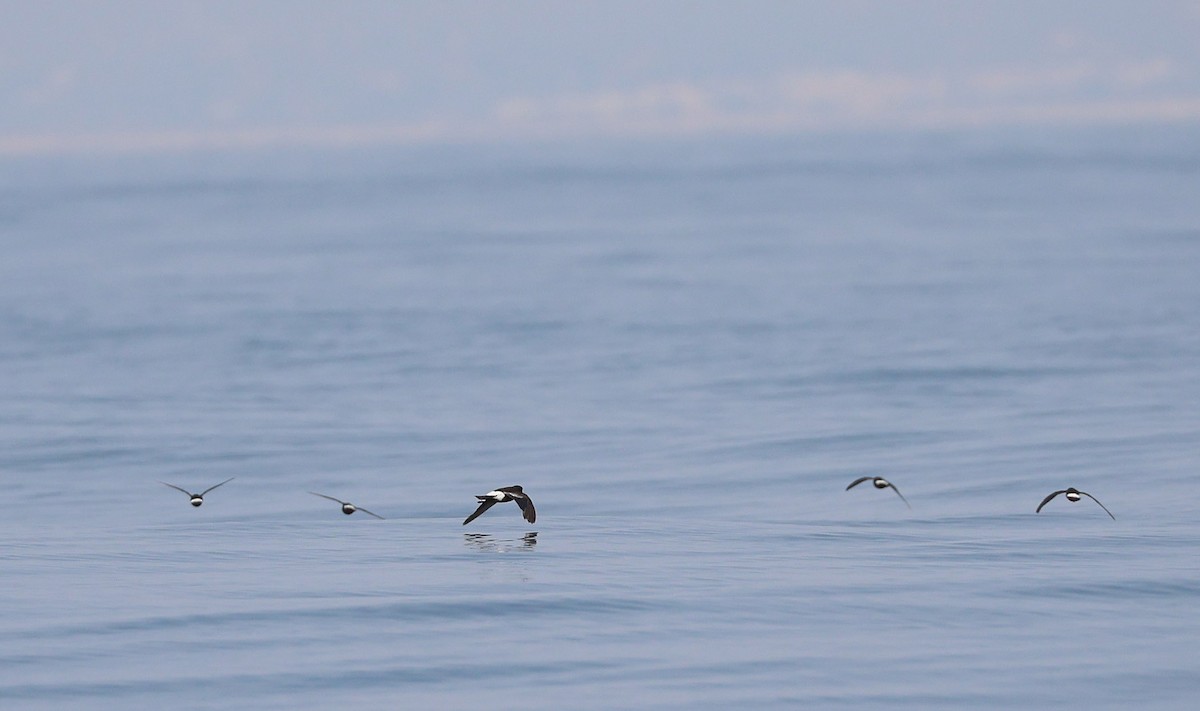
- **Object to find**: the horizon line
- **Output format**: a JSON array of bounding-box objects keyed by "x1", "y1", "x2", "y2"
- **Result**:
[{"x1": 3, "y1": 95, "x2": 1200, "y2": 158}]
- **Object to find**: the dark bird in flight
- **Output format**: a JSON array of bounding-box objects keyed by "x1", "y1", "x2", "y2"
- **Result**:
[
  {"x1": 1036, "y1": 487, "x2": 1115, "y2": 520},
  {"x1": 463, "y1": 485, "x2": 536, "y2": 525},
  {"x1": 845, "y1": 476, "x2": 911, "y2": 508},
  {"x1": 159, "y1": 477, "x2": 235, "y2": 507},
  {"x1": 308, "y1": 492, "x2": 385, "y2": 519}
]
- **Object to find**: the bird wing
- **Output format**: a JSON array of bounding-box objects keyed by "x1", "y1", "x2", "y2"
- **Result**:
[
  {"x1": 888, "y1": 484, "x2": 912, "y2": 509},
  {"x1": 1080, "y1": 492, "x2": 1116, "y2": 520},
  {"x1": 159, "y1": 481, "x2": 193, "y2": 496},
  {"x1": 309, "y1": 491, "x2": 348, "y2": 505},
  {"x1": 355, "y1": 506, "x2": 386, "y2": 520},
  {"x1": 514, "y1": 494, "x2": 536, "y2": 524},
  {"x1": 845, "y1": 477, "x2": 872, "y2": 491},
  {"x1": 463, "y1": 499, "x2": 498, "y2": 525},
  {"x1": 201, "y1": 477, "x2": 236, "y2": 496},
  {"x1": 1036, "y1": 490, "x2": 1067, "y2": 513}
]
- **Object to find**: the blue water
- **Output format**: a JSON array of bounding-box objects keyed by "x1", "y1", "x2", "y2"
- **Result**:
[{"x1": 2, "y1": 128, "x2": 1199, "y2": 709}]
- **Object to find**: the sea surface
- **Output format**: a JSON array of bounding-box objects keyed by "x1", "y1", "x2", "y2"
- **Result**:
[{"x1": 1, "y1": 126, "x2": 1199, "y2": 709}]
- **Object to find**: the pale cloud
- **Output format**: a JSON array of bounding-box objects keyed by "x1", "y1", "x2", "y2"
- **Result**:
[
  {"x1": 492, "y1": 70, "x2": 948, "y2": 138},
  {"x1": 1048, "y1": 30, "x2": 1084, "y2": 52},
  {"x1": 775, "y1": 70, "x2": 946, "y2": 117},
  {"x1": 496, "y1": 83, "x2": 718, "y2": 135},
  {"x1": 0, "y1": 121, "x2": 455, "y2": 156},
  {"x1": 904, "y1": 96, "x2": 1200, "y2": 130},
  {"x1": 487, "y1": 60, "x2": 1198, "y2": 140},
  {"x1": 2, "y1": 59, "x2": 1198, "y2": 155},
  {"x1": 965, "y1": 59, "x2": 1178, "y2": 96},
  {"x1": 1114, "y1": 59, "x2": 1175, "y2": 88},
  {"x1": 967, "y1": 63, "x2": 1098, "y2": 95}
]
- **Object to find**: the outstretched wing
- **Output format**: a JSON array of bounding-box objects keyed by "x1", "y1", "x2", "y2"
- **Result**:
[
  {"x1": 309, "y1": 491, "x2": 348, "y2": 506},
  {"x1": 514, "y1": 494, "x2": 536, "y2": 524},
  {"x1": 201, "y1": 477, "x2": 236, "y2": 496},
  {"x1": 159, "y1": 481, "x2": 193, "y2": 497},
  {"x1": 355, "y1": 506, "x2": 386, "y2": 520},
  {"x1": 463, "y1": 499, "x2": 498, "y2": 525},
  {"x1": 845, "y1": 477, "x2": 872, "y2": 491},
  {"x1": 888, "y1": 484, "x2": 912, "y2": 509},
  {"x1": 1080, "y1": 492, "x2": 1116, "y2": 520},
  {"x1": 1036, "y1": 490, "x2": 1067, "y2": 513}
]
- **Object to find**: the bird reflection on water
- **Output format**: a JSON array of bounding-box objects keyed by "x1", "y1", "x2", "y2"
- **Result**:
[{"x1": 463, "y1": 531, "x2": 538, "y2": 552}]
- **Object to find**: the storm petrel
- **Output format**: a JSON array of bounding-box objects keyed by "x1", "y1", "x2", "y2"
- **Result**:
[
  {"x1": 159, "y1": 477, "x2": 235, "y2": 507},
  {"x1": 1036, "y1": 487, "x2": 1115, "y2": 520},
  {"x1": 308, "y1": 492, "x2": 385, "y2": 519},
  {"x1": 462, "y1": 485, "x2": 536, "y2": 525},
  {"x1": 845, "y1": 476, "x2": 911, "y2": 508}
]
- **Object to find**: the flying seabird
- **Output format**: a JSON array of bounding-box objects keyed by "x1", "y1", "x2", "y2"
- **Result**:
[
  {"x1": 308, "y1": 492, "x2": 385, "y2": 519},
  {"x1": 462, "y1": 485, "x2": 536, "y2": 525},
  {"x1": 845, "y1": 476, "x2": 911, "y2": 508},
  {"x1": 1035, "y1": 487, "x2": 1115, "y2": 520},
  {"x1": 159, "y1": 477, "x2": 235, "y2": 507}
]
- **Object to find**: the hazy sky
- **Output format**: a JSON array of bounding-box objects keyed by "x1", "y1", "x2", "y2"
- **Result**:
[{"x1": 3, "y1": 1, "x2": 1199, "y2": 154}]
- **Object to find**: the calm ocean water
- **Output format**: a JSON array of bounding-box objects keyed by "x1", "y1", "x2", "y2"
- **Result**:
[{"x1": 2, "y1": 127, "x2": 1199, "y2": 709}]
